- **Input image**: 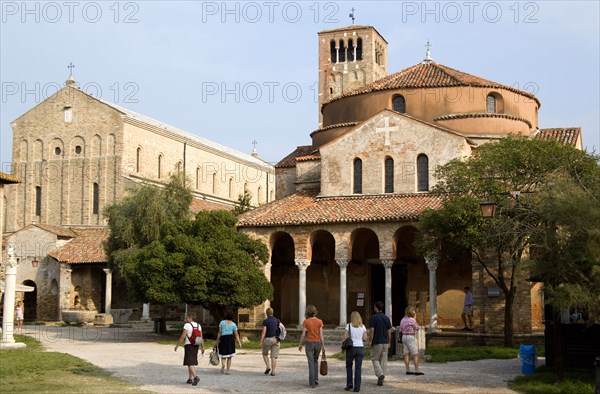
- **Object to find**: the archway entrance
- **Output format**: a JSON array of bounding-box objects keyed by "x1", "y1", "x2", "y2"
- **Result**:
[
  {"x1": 307, "y1": 230, "x2": 336, "y2": 326},
  {"x1": 350, "y1": 228, "x2": 380, "y2": 319},
  {"x1": 394, "y1": 225, "x2": 421, "y2": 326},
  {"x1": 270, "y1": 232, "x2": 296, "y2": 325},
  {"x1": 22, "y1": 280, "x2": 37, "y2": 321}
]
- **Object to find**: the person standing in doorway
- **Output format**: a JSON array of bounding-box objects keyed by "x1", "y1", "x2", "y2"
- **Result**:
[
  {"x1": 298, "y1": 304, "x2": 324, "y2": 388},
  {"x1": 174, "y1": 312, "x2": 204, "y2": 385},
  {"x1": 343, "y1": 311, "x2": 368, "y2": 392},
  {"x1": 461, "y1": 287, "x2": 474, "y2": 331},
  {"x1": 369, "y1": 301, "x2": 392, "y2": 386},
  {"x1": 15, "y1": 301, "x2": 24, "y2": 332},
  {"x1": 216, "y1": 310, "x2": 243, "y2": 375},
  {"x1": 260, "y1": 307, "x2": 280, "y2": 376}
]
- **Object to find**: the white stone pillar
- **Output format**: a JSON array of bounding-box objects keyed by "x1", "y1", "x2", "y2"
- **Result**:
[
  {"x1": 103, "y1": 268, "x2": 112, "y2": 313},
  {"x1": 295, "y1": 259, "x2": 310, "y2": 328},
  {"x1": 382, "y1": 260, "x2": 394, "y2": 322},
  {"x1": 1, "y1": 243, "x2": 25, "y2": 348},
  {"x1": 426, "y1": 256, "x2": 439, "y2": 332},
  {"x1": 141, "y1": 303, "x2": 150, "y2": 322},
  {"x1": 336, "y1": 258, "x2": 348, "y2": 327}
]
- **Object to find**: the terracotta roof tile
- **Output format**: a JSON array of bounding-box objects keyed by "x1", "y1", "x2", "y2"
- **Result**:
[
  {"x1": 49, "y1": 227, "x2": 110, "y2": 264},
  {"x1": 296, "y1": 155, "x2": 321, "y2": 162},
  {"x1": 0, "y1": 172, "x2": 19, "y2": 184},
  {"x1": 237, "y1": 189, "x2": 445, "y2": 227},
  {"x1": 537, "y1": 128, "x2": 581, "y2": 146},
  {"x1": 275, "y1": 146, "x2": 315, "y2": 168},
  {"x1": 434, "y1": 113, "x2": 532, "y2": 128},
  {"x1": 190, "y1": 198, "x2": 233, "y2": 213},
  {"x1": 324, "y1": 62, "x2": 540, "y2": 106},
  {"x1": 34, "y1": 224, "x2": 78, "y2": 238}
]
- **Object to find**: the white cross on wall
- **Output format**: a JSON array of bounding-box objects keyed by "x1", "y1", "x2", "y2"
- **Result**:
[{"x1": 375, "y1": 117, "x2": 399, "y2": 146}]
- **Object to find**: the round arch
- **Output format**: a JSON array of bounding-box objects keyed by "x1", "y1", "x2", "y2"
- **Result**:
[
  {"x1": 269, "y1": 232, "x2": 296, "y2": 325},
  {"x1": 22, "y1": 280, "x2": 37, "y2": 321}
]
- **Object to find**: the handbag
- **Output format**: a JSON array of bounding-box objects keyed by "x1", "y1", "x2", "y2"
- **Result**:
[
  {"x1": 319, "y1": 349, "x2": 328, "y2": 376},
  {"x1": 209, "y1": 345, "x2": 220, "y2": 366},
  {"x1": 341, "y1": 324, "x2": 353, "y2": 351}
]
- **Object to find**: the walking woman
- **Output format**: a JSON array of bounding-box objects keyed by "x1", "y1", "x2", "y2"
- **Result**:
[
  {"x1": 174, "y1": 312, "x2": 204, "y2": 385},
  {"x1": 298, "y1": 304, "x2": 324, "y2": 388},
  {"x1": 343, "y1": 311, "x2": 368, "y2": 392},
  {"x1": 215, "y1": 310, "x2": 243, "y2": 375},
  {"x1": 400, "y1": 306, "x2": 423, "y2": 375},
  {"x1": 15, "y1": 301, "x2": 24, "y2": 331}
]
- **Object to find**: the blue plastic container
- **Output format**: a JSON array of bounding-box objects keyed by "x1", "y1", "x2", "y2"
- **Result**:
[{"x1": 519, "y1": 344, "x2": 536, "y2": 375}]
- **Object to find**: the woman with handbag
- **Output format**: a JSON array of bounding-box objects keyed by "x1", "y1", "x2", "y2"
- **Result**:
[
  {"x1": 342, "y1": 311, "x2": 368, "y2": 392},
  {"x1": 298, "y1": 304, "x2": 324, "y2": 388},
  {"x1": 215, "y1": 310, "x2": 243, "y2": 375}
]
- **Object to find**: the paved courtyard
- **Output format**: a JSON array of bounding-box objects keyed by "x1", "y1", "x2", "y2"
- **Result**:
[{"x1": 20, "y1": 325, "x2": 528, "y2": 393}]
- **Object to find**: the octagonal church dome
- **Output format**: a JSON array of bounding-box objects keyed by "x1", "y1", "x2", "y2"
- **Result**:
[{"x1": 316, "y1": 61, "x2": 540, "y2": 148}]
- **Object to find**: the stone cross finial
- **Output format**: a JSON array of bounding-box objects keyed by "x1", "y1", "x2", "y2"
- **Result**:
[
  {"x1": 68, "y1": 62, "x2": 75, "y2": 76},
  {"x1": 424, "y1": 40, "x2": 433, "y2": 62},
  {"x1": 349, "y1": 8, "x2": 355, "y2": 25}
]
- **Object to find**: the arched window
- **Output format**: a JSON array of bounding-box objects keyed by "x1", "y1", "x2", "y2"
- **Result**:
[
  {"x1": 212, "y1": 173, "x2": 217, "y2": 194},
  {"x1": 347, "y1": 39, "x2": 355, "y2": 62},
  {"x1": 392, "y1": 95, "x2": 406, "y2": 113},
  {"x1": 330, "y1": 40, "x2": 337, "y2": 63},
  {"x1": 486, "y1": 94, "x2": 497, "y2": 113},
  {"x1": 177, "y1": 161, "x2": 183, "y2": 175},
  {"x1": 196, "y1": 167, "x2": 201, "y2": 190},
  {"x1": 384, "y1": 157, "x2": 394, "y2": 193},
  {"x1": 136, "y1": 147, "x2": 141, "y2": 173},
  {"x1": 258, "y1": 186, "x2": 264, "y2": 204},
  {"x1": 92, "y1": 182, "x2": 99, "y2": 214},
  {"x1": 35, "y1": 186, "x2": 42, "y2": 216},
  {"x1": 339, "y1": 40, "x2": 346, "y2": 62},
  {"x1": 228, "y1": 177, "x2": 234, "y2": 199},
  {"x1": 158, "y1": 155, "x2": 163, "y2": 179},
  {"x1": 417, "y1": 154, "x2": 429, "y2": 192},
  {"x1": 353, "y1": 158, "x2": 362, "y2": 194},
  {"x1": 356, "y1": 38, "x2": 363, "y2": 60}
]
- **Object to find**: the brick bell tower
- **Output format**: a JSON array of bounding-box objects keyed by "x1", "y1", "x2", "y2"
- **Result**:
[{"x1": 317, "y1": 25, "x2": 388, "y2": 126}]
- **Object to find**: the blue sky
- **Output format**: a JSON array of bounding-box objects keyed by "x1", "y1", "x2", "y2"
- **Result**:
[{"x1": 1, "y1": 1, "x2": 599, "y2": 166}]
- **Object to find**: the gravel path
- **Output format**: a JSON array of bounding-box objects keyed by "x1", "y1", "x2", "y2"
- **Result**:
[{"x1": 22, "y1": 325, "x2": 529, "y2": 393}]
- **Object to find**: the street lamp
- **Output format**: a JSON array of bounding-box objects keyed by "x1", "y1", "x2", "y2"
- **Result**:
[
  {"x1": 479, "y1": 201, "x2": 497, "y2": 218},
  {"x1": 31, "y1": 258, "x2": 38, "y2": 268}
]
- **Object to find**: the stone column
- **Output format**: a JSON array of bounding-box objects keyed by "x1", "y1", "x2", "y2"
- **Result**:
[
  {"x1": 336, "y1": 258, "x2": 348, "y2": 327},
  {"x1": 103, "y1": 269, "x2": 112, "y2": 313},
  {"x1": 295, "y1": 259, "x2": 310, "y2": 328},
  {"x1": 141, "y1": 303, "x2": 150, "y2": 322},
  {"x1": 426, "y1": 256, "x2": 439, "y2": 332},
  {"x1": 1, "y1": 243, "x2": 25, "y2": 348},
  {"x1": 382, "y1": 260, "x2": 394, "y2": 322}
]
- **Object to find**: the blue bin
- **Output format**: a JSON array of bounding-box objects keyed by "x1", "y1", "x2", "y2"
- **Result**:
[{"x1": 519, "y1": 344, "x2": 536, "y2": 375}]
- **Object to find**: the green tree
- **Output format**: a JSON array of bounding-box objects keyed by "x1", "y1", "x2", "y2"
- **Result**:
[
  {"x1": 234, "y1": 190, "x2": 253, "y2": 215},
  {"x1": 416, "y1": 136, "x2": 599, "y2": 347},
  {"x1": 104, "y1": 177, "x2": 272, "y2": 322}
]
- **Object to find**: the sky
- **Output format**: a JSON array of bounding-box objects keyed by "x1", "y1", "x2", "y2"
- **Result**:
[{"x1": 1, "y1": 1, "x2": 599, "y2": 168}]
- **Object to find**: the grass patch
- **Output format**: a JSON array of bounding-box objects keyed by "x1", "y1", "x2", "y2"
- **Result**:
[
  {"x1": 509, "y1": 366, "x2": 595, "y2": 394},
  {"x1": 0, "y1": 335, "x2": 148, "y2": 393},
  {"x1": 426, "y1": 346, "x2": 519, "y2": 363}
]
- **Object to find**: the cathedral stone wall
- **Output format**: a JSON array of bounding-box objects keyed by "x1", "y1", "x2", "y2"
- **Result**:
[{"x1": 319, "y1": 111, "x2": 472, "y2": 196}]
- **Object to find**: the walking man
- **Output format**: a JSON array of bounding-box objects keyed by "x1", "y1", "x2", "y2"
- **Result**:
[
  {"x1": 368, "y1": 301, "x2": 392, "y2": 386},
  {"x1": 260, "y1": 307, "x2": 280, "y2": 376}
]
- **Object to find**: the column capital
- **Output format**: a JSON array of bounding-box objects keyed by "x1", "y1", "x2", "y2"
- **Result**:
[
  {"x1": 295, "y1": 259, "x2": 310, "y2": 272},
  {"x1": 381, "y1": 259, "x2": 394, "y2": 269},
  {"x1": 5, "y1": 242, "x2": 17, "y2": 268},
  {"x1": 335, "y1": 258, "x2": 348, "y2": 269},
  {"x1": 425, "y1": 256, "x2": 438, "y2": 270},
  {"x1": 103, "y1": 268, "x2": 112, "y2": 275}
]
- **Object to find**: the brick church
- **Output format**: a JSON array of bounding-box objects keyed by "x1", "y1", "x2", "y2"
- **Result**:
[
  {"x1": 237, "y1": 25, "x2": 582, "y2": 333},
  {"x1": 1, "y1": 73, "x2": 274, "y2": 322}
]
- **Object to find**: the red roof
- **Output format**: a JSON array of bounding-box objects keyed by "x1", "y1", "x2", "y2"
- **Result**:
[
  {"x1": 324, "y1": 61, "x2": 540, "y2": 106},
  {"x1": 190, "y1": 198, "x2": 233, "y2": 213},
  {"x1": 0, "y1": 172, "x2": 19, "y2": 184},
  {"x1": 34, "y1": 223, "x2": 78, "y2": 238},
  {"x1": 49, "y1": 227, "x2": 110, "y2": 264},
  {"x1": 537, "y1": 128, "x2": 581, "y2": 147},
  {"x1": 238, "y1": 189, "x2": 445, "y2": 227},
  {"x1": 276, "y1": 146, "x2": 315, "y2": 168}
]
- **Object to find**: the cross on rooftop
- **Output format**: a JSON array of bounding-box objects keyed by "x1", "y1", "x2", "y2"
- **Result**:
[
  {"x1": 424, "y1": 40, "x2": 432, "y2": 62},
  {"x1": 376, "y1": 117, "x2": 400, "y2": 146},
  {"x1": 252, "y1": 140, "x2": 258, "y2": 150},
  {"x1": 349, "y1": 8, "x2": 355, "y2": 25},
  {"x1": 67, "y1": 62, "x2": 75, "y2": 77}
]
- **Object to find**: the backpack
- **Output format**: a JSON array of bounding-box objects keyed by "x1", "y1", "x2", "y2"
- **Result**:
[
  {"x1": 187, "y1": 322, "x2": 202, "y2": 346},
  {"x1": 276, "y1": 319, "x2": 286, "y2": 341}
]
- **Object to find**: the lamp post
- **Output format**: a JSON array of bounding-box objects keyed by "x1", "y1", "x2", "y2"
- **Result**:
[
  {"x1": 1, "y1": 243, "x2": 26, "y2": 348},
  {"x1": 479, "y1": 201, "x2": 497, "y2": 218}
]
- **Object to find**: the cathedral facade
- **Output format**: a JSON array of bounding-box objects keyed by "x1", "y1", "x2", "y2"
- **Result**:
[
  {"x1": 238, "y1": 25, "x2": 582, "y2": 332},
  {"x1": 2, "y1": 77, "x2": 274, "y2": 321}
]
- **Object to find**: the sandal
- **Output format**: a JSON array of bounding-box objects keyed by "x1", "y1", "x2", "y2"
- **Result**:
[
  {"x1": 264, "y1": 368, "x2": 271, "y2": 375},
  {"x1": 414, "y1": 372, "x2": 424, "y2": 375}
]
